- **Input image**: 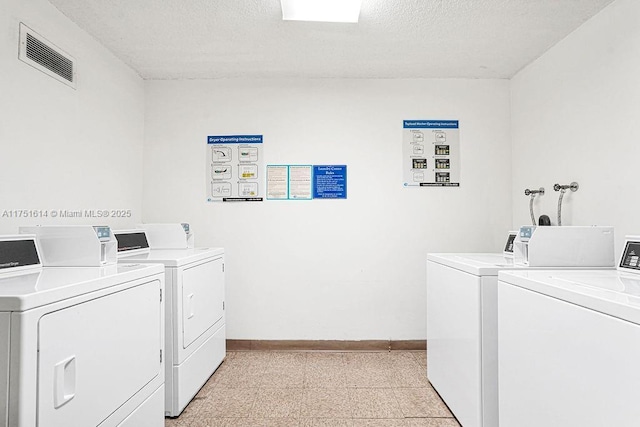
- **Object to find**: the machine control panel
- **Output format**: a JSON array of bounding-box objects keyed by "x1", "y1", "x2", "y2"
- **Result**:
[
  {"x1": 0, "y1": 239, "x2": 40, "y2": 269},
  {"x1": 115, "y1": 232, "x2": 150, "y2": 253},
  {"x1": 93, "y1": 226, "x2": 111, "y2": 242},
  {"x1": 504, "y1": 232, "x2": 517, "y2": 255},
  {"x1": 181, "y1": 223, "x2": 190, "y2": 234},
  {"x1": 620, "y1": 241, "x2": 640, "y2": 271},
  {"x1": 519, "y1": 226, "x2": 535, "y2": 242}
]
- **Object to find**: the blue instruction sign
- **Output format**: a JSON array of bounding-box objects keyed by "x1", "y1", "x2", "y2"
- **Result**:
[
  {"x1": 403, "y1": 120, "x2": 459, "y2": 129},
  {"x1": 313, "y1": 165, "x2": 347, "y2": 199}
]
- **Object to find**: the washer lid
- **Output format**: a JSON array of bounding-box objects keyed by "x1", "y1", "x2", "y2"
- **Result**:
[
  {"x1": 427, "y1": 253, "x2": 517, "y2": 276},
  {"x1": 498, "y1": 269, "x2": 640, "y2": 325}
]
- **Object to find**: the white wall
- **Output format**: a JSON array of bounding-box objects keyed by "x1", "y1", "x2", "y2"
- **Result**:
[
  {"x1": 0, "y1": 0, "x2": 145, "y2": 234},
  {"x1": 144, "y1": 79, "x2": 512, "y2": 340},
  {"x1": 511, "y1": 0, "x2": 640, "y2": 253}
]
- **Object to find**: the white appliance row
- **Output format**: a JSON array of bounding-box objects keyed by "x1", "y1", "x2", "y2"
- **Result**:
[
  {"x1": 0, "y1": 223, "x2": 225, "y2": 426},
  {"x1": 426, "y1": 226, "x2": 615, "y2": 427}
]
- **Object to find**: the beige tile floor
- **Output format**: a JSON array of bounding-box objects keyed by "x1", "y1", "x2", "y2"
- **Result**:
[{"x1": 165, "y1": 351, "x2": 460, "y2": 427}]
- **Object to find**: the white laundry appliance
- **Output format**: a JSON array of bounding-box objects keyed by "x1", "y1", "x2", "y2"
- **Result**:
[
  {"x1": 498, "y1": 235, "x2": 640, "y2": 427},
  {"x1": 426, "y1": 226, "x2": 615, "y2": 427},
  {"x1": 114, "y1": 224, "x2": 225, "y2": 417},
  {"x1": 5, "y1": 227, "x2": 165, "y2": 427}
]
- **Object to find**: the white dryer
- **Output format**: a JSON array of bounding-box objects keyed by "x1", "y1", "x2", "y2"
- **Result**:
[
  {"x1": 3, "y1": 229, "x2": 165, "y2": 427},
  {"x1": 426, "y1": 226, "x2": 615, "y2": 427},
  {"x1": 498, "y1": 235, "x2": 640, "y2": 427},
  {"x1": 114, "y1": 224, "x2": 225, "y2": 417}
]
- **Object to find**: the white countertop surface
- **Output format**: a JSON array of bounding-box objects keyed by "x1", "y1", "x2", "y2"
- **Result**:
[
  {"x1": 427, "y1": 253, "x2": 519, "y2": 276},
  {"x1": 0, "y1": 263, "x2": 164, "y2": 311},
  {"x1": 118, "y1": 247, "x2": 224, "y2": 267}
]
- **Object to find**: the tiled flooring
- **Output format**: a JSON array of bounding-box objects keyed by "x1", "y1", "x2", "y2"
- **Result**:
[{"x1": 165, "y1": 351, "x2": 459, "y2": 427}]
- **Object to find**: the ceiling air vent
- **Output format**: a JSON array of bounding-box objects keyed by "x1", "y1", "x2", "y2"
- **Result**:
[{"x1": 19, "y1": 23, "x2": 76, "y2": 89}]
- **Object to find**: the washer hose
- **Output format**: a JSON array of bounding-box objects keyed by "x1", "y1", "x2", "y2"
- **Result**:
[
  {"x1": 557, "y1": 189, "x2": 566, "y2": 226},
  {"x1": 529, "y1": 195, "x2": 536, "y2": 226}
]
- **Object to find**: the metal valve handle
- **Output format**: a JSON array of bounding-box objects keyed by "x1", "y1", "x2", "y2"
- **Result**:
[
  {"x1": 524, "y1": 187, "x2": 545, "y2": 196},
  {"x1": 553, "y1": 182, "x2": 579, "y2": 192}
]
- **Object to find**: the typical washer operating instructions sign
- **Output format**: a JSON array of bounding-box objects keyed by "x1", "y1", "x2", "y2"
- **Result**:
[
  {"x1": 403, "y1": 120, "x2": 460, "y2": 187},
  {"x1": 207, "y1": 135, "x2": 264, "y2": 202}
]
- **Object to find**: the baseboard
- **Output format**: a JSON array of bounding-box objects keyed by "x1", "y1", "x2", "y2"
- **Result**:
[{"x1": 226, "y1": 339, "x2": 426, "y2": 351}]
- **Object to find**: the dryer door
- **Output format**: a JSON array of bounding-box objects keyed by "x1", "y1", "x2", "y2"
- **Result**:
[
  {"x1": 37, "y1": 280, "x2": 162, "y2": 427},
  {"x1": 181, "y1": 256, "x2": 224, "y2": 349}
]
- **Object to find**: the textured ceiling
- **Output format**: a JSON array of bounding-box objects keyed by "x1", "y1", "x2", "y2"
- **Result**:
[{"x1": 46, "y1": 0, "x2": 615, "y2": 79}]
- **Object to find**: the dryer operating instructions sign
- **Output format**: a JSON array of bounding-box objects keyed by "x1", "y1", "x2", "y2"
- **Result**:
[
  {"x1": 207, "y1": 135, "x2": 264, "y2": 202},
  {"x1": 402, "y1": 120, "x2": 460, "y2": 187}
]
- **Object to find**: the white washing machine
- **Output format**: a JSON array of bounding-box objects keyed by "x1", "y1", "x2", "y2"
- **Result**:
[
  {"x1": 498, "y1": 235, "x2": 640, "y2": 427},
  {"x1": 114, "y1": 224, "x2": 225, "y2": 417},
  {"x1": 426, "y1": 226, "x2": 615, "y2": 427},
  {"x1": 4, "y1": 228, "x2": 165, "y2": 427}
]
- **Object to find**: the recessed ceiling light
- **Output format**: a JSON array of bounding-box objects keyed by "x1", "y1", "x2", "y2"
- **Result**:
[{"x1": 280, "y1": 0, "x2": 362, "y2": 23}]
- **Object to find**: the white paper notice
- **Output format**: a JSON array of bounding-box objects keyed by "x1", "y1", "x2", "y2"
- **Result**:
[
  {"x1": 267, "y1": 165, "x2": 289, "y2": 200},
  {"x1": 288, "y1": 165, "x2": 312, "y2": 200}
]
